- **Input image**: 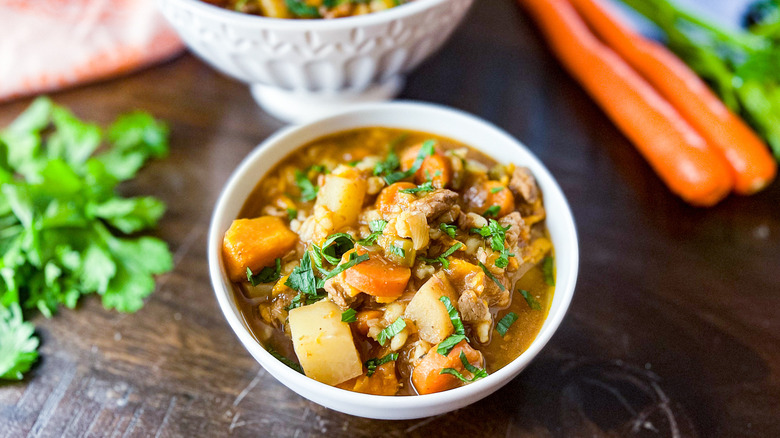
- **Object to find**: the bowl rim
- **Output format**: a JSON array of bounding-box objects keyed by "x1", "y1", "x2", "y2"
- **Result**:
[
  {"x1": 161, "y1": 0, "x2": 452, "y2": 29},
  {"x1": 207, "y1": 101, "x2": 579, "y2": 415}
]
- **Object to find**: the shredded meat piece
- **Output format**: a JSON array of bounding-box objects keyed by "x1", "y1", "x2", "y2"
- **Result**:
[
  {"x1": 499, "y1": 212, "x2": 530, "y2": 248},
  {"x1": 324, "y1": 272, "x2": 363, "y2": 309},
  {"x1": 265, "y1": 291, "x2": 295, "y2": 328},
  {"x1": 509, "y1": 167, "x2": 539, "y2": 204},
  {"x1": 483, "y1": 276, "x2": 510, "y2": 308},
  {"x1": 408, "y1": 189, "x2": 459, "y2": 222},
  {"x1": 458, "y1": 290, "x2": 492, "y2": 343}
]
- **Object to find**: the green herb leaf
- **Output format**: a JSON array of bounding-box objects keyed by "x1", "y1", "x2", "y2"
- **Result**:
[
  {"x1": 437, "y1": 295, "x2": 467, "y2": 355},
  {"x1": 496, "y1": 312, "x2": 519, "y2": 336},
  {"x1": 357, "y1": 219, "x2": 387, "y2": 246},
  {"x1": 473, "y1": 219, "x2": 513, "y2": 268},
  {"x1": 321, "y1": 233, "x2": 355, "y2": 265},
  {"x1": 323, "y1": 252, "x2": 369, "y2": 281},
  {"x1": 399, "y1": 181, "x2": 434, "y2": 195},
  {"x1": 285, "y1": 252, "x2": 318, "y2": 296},
  {"x1": 478, "y1": 261, "x2": 506, "y2": 291},
  {"x1": 365, "y1": 353, "x2": 398, "y2": 377},
  {"x1": 490, "y1": 186, "x2": 504, "y2": 194},
  {"x1": 285, "y1": 0, "x2": 320, "y2": 17},
  {"x1": 377, "y1": 317, "x2": 406, "y2": 346},
  {"x1": 439, "y1": 351, "x2": 488, "y2": 382},
  {"x1": 0, "y1": 303, "x2": 39, "y2": 380},
  {"x1": 440, "y1": 223, "x2": 457, "y2": 238},
  {"x1": 383, "y1": 139, "x2": 436, "y2": 185},
  {"x1": 519, "y1": 289, "x2": 542, "y2": 311},
  {"x1": 388, "y1": 245, "x2": 406, "y2": 258},
  {"x1": 247, "y1": 258, "x2": 282, "y2": 286},
  {"x1": 341, "y1": 308, "x2": 357, "y2": 323},
  {"x1": 267, "y1": 347, "x2": 304, "y2": 374},
  {"x1": 542, "y1": 256, "x2": 555, "y2": 286},
  {"x1": 294, "y1": 170, "x2": 319, "y2": 202},
  {"x1": 419, "y1": 242, "x2": 462, "y2": 268},
  {"x1": 483, "y1": 205, "x2": 501, "y2": 217},
  {"x1": 286, "y1": 208, "x2": 298, "y2": 221},
  {"x1": 373, "y1": 134, "x2": 406, "y2": 177}
]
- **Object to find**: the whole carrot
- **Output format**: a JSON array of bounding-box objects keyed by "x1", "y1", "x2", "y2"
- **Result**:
[
  {"x1": 517, "y1": 0, "x2": 733, "y2": 206},
  {"x1": 569, "y1": 0, "x2": 777, "y2": 194}
]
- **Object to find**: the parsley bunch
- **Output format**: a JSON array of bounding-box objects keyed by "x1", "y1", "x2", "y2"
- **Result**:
[{"x1": 0, "y1": 98, "x2": 172, "y2": 380}]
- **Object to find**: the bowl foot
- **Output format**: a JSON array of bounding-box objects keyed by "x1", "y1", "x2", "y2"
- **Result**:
[{"x1": 250, "y1": 78, "x2": 404, "y2": 124}]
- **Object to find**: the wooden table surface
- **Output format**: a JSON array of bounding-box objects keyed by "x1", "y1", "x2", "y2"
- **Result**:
[{"x1": 2, "y1": 1, "x2": 779, "y2": 437}]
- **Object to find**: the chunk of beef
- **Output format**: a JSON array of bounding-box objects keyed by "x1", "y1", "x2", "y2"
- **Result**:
[
  {"x1": 458, "y1": 290, "x2": 492, "y2": 343},
  {"x1": 324, "y1": 272, "x2": 362, "y2": 309},
  {"x1": 509, "y1": 167, "x2": 539, "y2": 204},
  {"x1": 499, "y1": 212, "x2": 530, "y2": 248},
  {"x1": 409, "y1": 189, "x2": 459, "y2": 222}
]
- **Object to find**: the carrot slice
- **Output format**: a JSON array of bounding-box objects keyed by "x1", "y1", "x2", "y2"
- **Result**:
[
  {"x1": 375, "y1": 182, "x2": 416, "y2": 216},
  {"x1": 222, "y1": 216, "x2": 298, "y2": 281},
  {"x1": 400, "y1": 144, "x2": 452, "y2": 188},
  {"x1": 344, "y1": 254, "x2": 411, "y2": 299},
  {"x1": 569, "y1": 0, "x2": 776, "y2": 194},
  {"x1": 517, "y1": 0, "x2": 734, "y2": 206},
  {"x1": 412, "y1": 340, "x2": 483, "y2": 395},
  {"x1": 467, "y1": 180, "x2": 515, "y2": 217}
]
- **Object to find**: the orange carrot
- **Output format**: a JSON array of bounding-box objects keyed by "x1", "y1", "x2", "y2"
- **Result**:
[
  {"x1": 355, "y1": 310, "x2": 383, "y2": 336},
  {"x1": 517, "y1": 0, "x2": 734, "y2": 206},
  {"x1": 344, "y1": 254, "x2": 411, "y2": 299},
  {"x1": 412, "y1": 340, "x2": 483, "y2": 395},
  {"x1": 376, "y1": 182, "x2": 416, "y2": 216},
  {"x1": 569, "y1": 0, "x2": 776, "y2": 194},
  {"x1": 468, "y1": 181, "x2": 515, "y2": 217},
  {"x1": 222, "y1": 216, "x2": 298, "y2": 281},
  {"x1": 401, "y1": 144, "x2": 452, "y2": 188}
]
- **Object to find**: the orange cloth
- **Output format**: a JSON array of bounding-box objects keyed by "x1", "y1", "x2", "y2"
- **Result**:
[{"x1": 0, "y1": 0, "x2": 184, "y2": 102}]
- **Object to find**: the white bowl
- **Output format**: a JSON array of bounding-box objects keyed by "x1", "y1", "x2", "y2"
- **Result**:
[
  {"x1": 208, "y1": 102, "x2": 579, "y2": 419},
  {"x1": 157, "y1": 0, "x2": 474, "y2": 122}
]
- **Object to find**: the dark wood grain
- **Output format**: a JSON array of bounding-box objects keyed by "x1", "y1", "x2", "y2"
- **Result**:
[{"x1": 2, "y1": 1, "x2": 780, "y2": 437}]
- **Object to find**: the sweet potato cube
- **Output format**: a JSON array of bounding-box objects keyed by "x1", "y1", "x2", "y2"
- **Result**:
[
  {"x1": 288, "y1": 300, "x2": 363, "y2": 386},
  {"x1": 222, "y1": 216, "x2": 298, "y2": 281}
]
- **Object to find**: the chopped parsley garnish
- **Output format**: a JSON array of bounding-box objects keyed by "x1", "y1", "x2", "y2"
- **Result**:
[
  {"x1": 440, "y1": 223, "x2": 457, "y2": 238},
  {"x1": 439, "y1": 351, "x2": 488, "y2": 382},
  {"x1": 419, "y1": 242, "x2": 463, "y2": 268},
  {"x1": 341, "y1": 308, "x2": 357, "y2": 323},
  {"x1": 286, "y1": 290, "x2": 327, "y2": 311},
  {"x1": 437, "y1": 296, "x2": 467, "y2": 355},
  {"x1": 496, "y1": 312, "x2": 519, "y2": 336},
  {"x1": 347, "y1": 159, "x2": 361, "y2": 167},
  {"x1": 285, "y1": 252, "x2": 319, "y2": 297},
  {"x1": 399, "y1": 180, "x2": 434, "y2": 195},
  {"x1": 472, "y1": 219, "x2": 514, "y2": 268},
  {"x1": 519, "y1": 289, "x2": 542, "y2": 310},
  {"x1": 365, "y1": 353, "x2": 398, "y2": 377},
  {"x1": 478, "y1": 261, "x2": 506, "y2": 291},
  {"x1": 388, "y1": 245, "x2": 406, "y2": 258},
  {"x1": 377, "y1": 317, "x2": 406, "y2": 346},
  {"x1": 382, "y1": 139, "x2": 436, "y2": 185},
  {"x1": 542, "y1": 256, "x2": 555, "y2": 286},
  {"x1": 483, "y1": 205, "x2": 501, "y2": 217},
  {"x1": 286, "y1": 208, "x2": 298, "y2": 221},
  {"x1": 357, "y1": 219, "x2": 387, "y2": 245},
  {"x1": 285, "y1": 0, "x2": 320, "y2": 17},
  {"x1": 267, "y1": 347, "x2": 304, "y2": 374},
  {"x1": 294, "y1": 170, "x2": 319, "y2": 202},
  {"x1": 246, "y1": 258, "x2": 281, "y2": 285},
  {"x1": 373, "y1": 134, "x2": 406, "y2": 176},
  {"x1": 490, "y1": 186, "x2": 504, "y2": 194},
  {"x1": 324, "y1": 252, "x2": 369, "y2": 280},
  {"x1": 321, "y1": 233, "x2": 355, "y2": 265}
]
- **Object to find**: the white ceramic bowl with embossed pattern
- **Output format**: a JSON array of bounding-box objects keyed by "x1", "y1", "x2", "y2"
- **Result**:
[
  {"x1": 208, "y1": 102, "x2": 579, "y2": 419},
  {"x1": 156, "y1": 0, "x2": 474, "y2": 122}
]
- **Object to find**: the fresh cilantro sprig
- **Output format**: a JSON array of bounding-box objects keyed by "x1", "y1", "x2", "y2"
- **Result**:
[
  {"x1": 247, "y1": 258, "x2": 281, "y2": 286},
  {"x1": 472, "y1": 219, "x2": 514, "y2": 268},
  {"x1": 0, "y1": 303, "x2": 39, "y2": 380},
  {"x1": 365, "y1": 353, "x2": 398, "y2": 377},
  {"x1": 437, "y1": 296, "x2": 467, "y2": 355},
  {"x1": 419, "y1": 242, "x2": 463, "y2": 268},
  {"x1": 439, "y1": 351, "x2": 488, "y2": 382},
  {"x1": 0, "y1": 97, "x2": 172, "y2": 380}
]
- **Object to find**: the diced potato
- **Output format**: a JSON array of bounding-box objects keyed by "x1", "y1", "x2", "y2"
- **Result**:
[
  {"x1": 315, "y1": 175, "x2": 367, "y2": 231},
  {"x1": 222, "y1": 216, "x2": 298, "y2": 281},
  {"x1": 288, "y1": 300, "x2": 363, "y2": 386},
  {"x1": 404, "y1": 273, "x2": 458, "y2": 344}
]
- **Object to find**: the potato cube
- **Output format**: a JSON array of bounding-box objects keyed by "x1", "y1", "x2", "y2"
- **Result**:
[
  {"x1": 315, "y1": 175, "x2": 367, "y2": 231},
  {"x1": 404, "y1": 273, "x2": 458, "y2": 344},
  {"x1": 288, "y1": 300, "x2": 363, "y2": 386}
]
